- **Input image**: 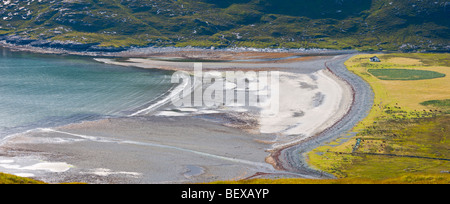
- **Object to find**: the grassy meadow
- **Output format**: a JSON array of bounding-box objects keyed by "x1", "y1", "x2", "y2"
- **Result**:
[
  {"x1": 0, "y1": 173, "x2": 45, "y2": 184},
  {"x1": 307, "y1": 53, "x2": 450, "y2": 182},
  {"x1": 211, "y1": 174, "x2": 450, "y2": 184},
  {"x1": 367, "y1": 69, "x2": 445, "y2": 81}
]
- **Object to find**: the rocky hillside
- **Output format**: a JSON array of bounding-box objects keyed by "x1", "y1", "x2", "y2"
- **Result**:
[{"x1": 0, "y1": 0, "x2": 448, "y2": 52}]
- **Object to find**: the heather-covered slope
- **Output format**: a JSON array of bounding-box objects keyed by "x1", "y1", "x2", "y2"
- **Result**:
[{"x1": 0, "y1": 0, "x2": 448, "y2": 51}]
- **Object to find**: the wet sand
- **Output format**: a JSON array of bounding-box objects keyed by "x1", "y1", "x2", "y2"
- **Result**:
[
  {"x1": 0, "y1": 116, "x2": 277, "y2": 184},
  {"x1": 94, "y1": 53, "x2": 330, "y2": 73}
]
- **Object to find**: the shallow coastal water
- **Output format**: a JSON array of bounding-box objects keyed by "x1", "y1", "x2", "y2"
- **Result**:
[{"x1": 0, "y1": 48, "x2": 175, "y2": 138}]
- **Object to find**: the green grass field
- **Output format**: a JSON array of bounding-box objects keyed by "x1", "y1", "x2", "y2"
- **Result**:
[
  {"x1": 421, "y1": 99, "x2": 450, "y2": 114},
  {"x1": 421, "y1": 99, "x2": 450, "y2": 109},
  {"x1": 210, "y1": 174, "x2": 450, "y2": 184},
  {"x1": 307, "y1": 53, "x2": 450, "y2": 182},
  {"x1": 368, "y1": 69, "x2": 446, "y2": 81},
  {"x1": 0, "y1": 173, "x2": 45, "y2": 184}
]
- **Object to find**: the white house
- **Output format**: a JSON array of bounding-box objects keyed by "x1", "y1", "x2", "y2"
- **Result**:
[{"x1": 370, "y1": 56, "x2": 381, "y2": 62}]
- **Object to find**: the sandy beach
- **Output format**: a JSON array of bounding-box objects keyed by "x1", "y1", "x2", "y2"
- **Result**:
[
  {"x1": 260, "y1": 69, "x2": 353, "y2": 150},
  {"x1": 0, "y1": 50, "x2": 360, "y2": 183}
]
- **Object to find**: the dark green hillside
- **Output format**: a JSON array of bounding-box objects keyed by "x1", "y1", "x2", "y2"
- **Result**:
[
  {"x1": 0, "y1": 0, "x2": 448, "y2": 51},
  {"x1": 257, "y1": 0, "x2": 372, "y2": 19}
]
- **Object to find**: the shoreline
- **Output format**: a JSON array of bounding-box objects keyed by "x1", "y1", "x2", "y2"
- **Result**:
[
  {"x1": 0, "y1": 41, "x2": 357, "y2": 58},
  {"x1": 81, "y1": 52, "x2": 359, "y2": 180},
  {"x1": 268, "y1": 58, "x2": 357, "y2": 173},
  {"x1": 0, "y1": 47, "x2": 367, "y2": 183},
  {"x1": 269, "y1": 55, "x2": 374, "y2": 178}
]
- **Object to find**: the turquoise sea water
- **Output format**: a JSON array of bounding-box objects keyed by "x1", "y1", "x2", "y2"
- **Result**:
[{"x1": 0, "y1": 48, "x2": 175, "y2": 137}]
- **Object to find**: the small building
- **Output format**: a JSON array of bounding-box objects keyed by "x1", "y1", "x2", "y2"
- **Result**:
[{"x1": 370, "y1": 56, "x2": 381, "y2": 62}]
